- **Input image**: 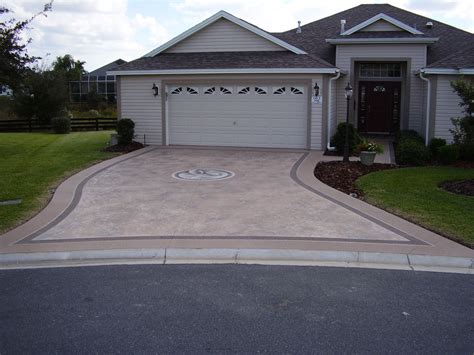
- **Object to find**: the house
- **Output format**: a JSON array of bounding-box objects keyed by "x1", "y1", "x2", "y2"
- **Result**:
[
  {"x1": 70, "y1": 59, "x2": 127, "y2": 103},
  {"x1": 108, "y1": 4, "x2": 474, "y2": 149}
]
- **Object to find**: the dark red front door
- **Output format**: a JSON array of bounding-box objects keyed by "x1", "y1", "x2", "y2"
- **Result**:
[{"x1": 358, "y1": 81, "x2": 401, "y2": 134}]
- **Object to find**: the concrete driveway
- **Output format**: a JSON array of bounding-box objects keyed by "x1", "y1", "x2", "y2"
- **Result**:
[{"x1": 32, "y1": 148, "x2": 408, "y2": 243}]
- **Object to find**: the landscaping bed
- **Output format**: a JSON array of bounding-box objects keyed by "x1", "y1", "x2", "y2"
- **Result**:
[
  {"x1": 439, "y1": 179, "x2": 474, "y2": 196},
  {"x1": 314, "y1": 161, "x2": 395, "y2": 195},
  {"x1": 104, "y1": 141, "x2": 144, "y2": 153}
]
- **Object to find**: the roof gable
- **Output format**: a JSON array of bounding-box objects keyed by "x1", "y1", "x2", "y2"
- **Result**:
[
  {"x1": 342, "y1": 13, "x2": 424, "y2": 35},
  {"x1": 144, "y1": 11, "x2": 306, "y2": 57}
]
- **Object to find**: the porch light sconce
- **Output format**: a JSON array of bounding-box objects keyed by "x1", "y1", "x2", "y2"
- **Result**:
[
  {"x1": 152, "y1": 83, "x2": 159, "y2": 96},
  {"x1": 344, "y1": 82, "x2": 353, "y2": 100},
  {"x1": 343, "y1": 81, "x2": 353, "y2": 163},
  {"x1": 313, "y1": 82, "x2": 320, "y2": 97}
]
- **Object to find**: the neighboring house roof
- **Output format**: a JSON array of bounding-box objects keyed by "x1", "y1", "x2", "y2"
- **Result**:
[
  {"x1": 110, "y1": 51, "x2": 336, "y2": 74},
  {"x1": 88, "y1": 59, "x2": 127, "y2": 77},
  {"x1": 144, "y1": 10, "x2": 306, "y2": 56},
  {"x1": 273, "y1": 4, "x2": 474, "y2": 66}
]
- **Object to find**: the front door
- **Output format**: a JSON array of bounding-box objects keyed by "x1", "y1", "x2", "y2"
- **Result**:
[{"x1": 358, "y1": 81, "x2": 401, "y2": 134}]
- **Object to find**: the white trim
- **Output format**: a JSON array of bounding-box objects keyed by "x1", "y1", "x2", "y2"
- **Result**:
[
  {"x1": 341, "y1": 13, "x2": 424, "y2": 35},
  {"x1": 327, "y1": 70, "x2": 341, "y2": 151},
  {"x1": 143, "y1": 10, "x2": 307, "y2": 57},
  {"x1": 326, "y1": 38, "x2": 439, "y2": 44},
  {"x1": 165, "y1": 85, "x2": 170, "y2": 145},
  {"x1": 108, "y1": 68, "x2": 338, "y2": 76},
  {"x1": 421, "y1": 68, "x2": 474, "y2": 75},
  {"x1": 459, "y1": 69, "x2": 474, "y2": 75}
]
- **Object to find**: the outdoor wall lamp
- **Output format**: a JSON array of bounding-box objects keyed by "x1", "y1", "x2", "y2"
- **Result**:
[
  {"x1": 344, "y1": 82, "x2": 353, "y2": 99},
  {"x1": 313, "y1": 82, "x2": 320, "y2": 97},
  {"x1": 152, "y1": 83, "x2": 159, "y2": 96}
]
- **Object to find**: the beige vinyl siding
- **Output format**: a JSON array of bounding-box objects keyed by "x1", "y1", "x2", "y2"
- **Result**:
[
  {"x1": 120, "y1": 76, "x2": 162, "y2": 144},
  {"x1": 360, "y1": 20, "x2": 403, "y2": 32},
  {"x1": 310, "y1": 75, "x2": 323, "y2": 150},
  {"x1": 434, "y1": 75, "x2": 463, "y2": 143},
  {"x1": 166, "y1": 18, "x2": 286, "y2": 53},
  {"x1": 335, "y1": 43, "x2": 426, "y2": 133}
]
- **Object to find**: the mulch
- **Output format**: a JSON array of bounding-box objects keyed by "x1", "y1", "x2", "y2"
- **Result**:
[
  {"x1": 439, "y1": 179, "x2": 474, "y2": 197},
  {"x1": 104, "y1": 141, "x2": 145, "y2": 153},
  {"x1": 314, "y1": 161, "x2": 396, "y2": 196},
  {"x1": 453, "y1": 161, "x2": 474, "y2": 169}
]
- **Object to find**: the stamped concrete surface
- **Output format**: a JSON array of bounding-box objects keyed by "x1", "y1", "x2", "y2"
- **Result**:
[{"x1": 34, "y1": 149, "x2": 405, "y2": 242}]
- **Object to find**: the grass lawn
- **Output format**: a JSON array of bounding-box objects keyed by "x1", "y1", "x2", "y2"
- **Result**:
[
  {"x1": 356, "y1": 167, "x2": 474, "y2": 248},
  {"x1": 0, "y1": 132, "x2": 118, "y2": 233}
]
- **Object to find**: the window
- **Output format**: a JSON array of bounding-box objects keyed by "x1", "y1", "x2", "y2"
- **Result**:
[
  {"x1": 255, "y1": 87, "x2": 267, "y2": 95},
  {"x1": 186, "y1": 87, "x2": 198, "y2": 94},
  {"x1": 204, "y1": 87, "x2": 216, "y2": 94},
  {"x1": 273, "y1": 87, "x2": 286, "y2": 94},
  {"x1": 360, "y1": 63, "x2": 401, "y2": 78},
  {"x1": 220, "y1": 87, "x2": 232, "y2": 94},
  {"x1": 238, "y1": 87, "x2": 250, "y2": 94},
  {"x1": 171, "y1": 87, "x2": 183, "y2": 94},
  {"x1": 290, "y1": 87, "x2": 303, "y2": 95},
  {"x1": 106, "y1": 75, "x2": 115, "y2": 81}
]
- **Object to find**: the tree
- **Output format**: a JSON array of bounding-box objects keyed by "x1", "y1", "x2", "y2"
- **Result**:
[
  {"x1": 52, "y1": 54, "x2": 86, "y2": 82},
  {"x1": 450, "y1": 78, "x2": 474, "y2": 145},
  {"x1": 13, "y1": 68, "x2": 68, "y2": 124},
  {"x1": 0, "y1": 2, "x2": 52, "y2": 91}
]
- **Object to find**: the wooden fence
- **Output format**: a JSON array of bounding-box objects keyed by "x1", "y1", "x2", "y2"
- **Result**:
[{"x1": 0, "y1": 117, "x2": 117, "y2": 132}]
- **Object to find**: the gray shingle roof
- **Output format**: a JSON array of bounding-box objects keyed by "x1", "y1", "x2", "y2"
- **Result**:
[
  {"x1": 113, "y1": 51, "x2": 334, "y2": 71},
  {"x1": 426, "y1": 45, "x2": 474, "y2": 69},
  {"x1": 273, "y1": 4, "x2": 474, "y2": 66}
]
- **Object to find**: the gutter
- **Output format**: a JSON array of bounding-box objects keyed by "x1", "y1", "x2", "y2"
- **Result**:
[
  {"x1": 419, "y1": 70, "x2": 431, "y2": 146},
  {"x1": 327, "y1": 69, "x2": 341, "y2": 151}
]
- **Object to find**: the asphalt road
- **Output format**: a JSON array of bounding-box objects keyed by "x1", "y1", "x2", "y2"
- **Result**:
[{"x1": 1, "y1": 264, "x2": 473, "y2": 354}]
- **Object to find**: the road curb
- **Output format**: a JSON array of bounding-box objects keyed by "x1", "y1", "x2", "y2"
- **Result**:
[{"x1": 1, "y1": 248, "x2": 473, "y2": 274}]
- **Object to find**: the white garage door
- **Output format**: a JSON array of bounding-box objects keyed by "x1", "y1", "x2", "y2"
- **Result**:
[{"x1": 167, "y1": 84, "x2": 308, "y2": 148}]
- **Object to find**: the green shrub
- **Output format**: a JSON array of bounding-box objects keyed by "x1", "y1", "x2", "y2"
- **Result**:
[
  {"x1": 396, "y1": 129, "x2": 424, "y2": 144},
  {"x1": 437, "y1": 145, "x2": 459, "y2": 165},
  {"x1": 459, "y1": 142, "x2": 474, "y2": 161},
  {"x1": 51, "y1": 116, "x2": 71, "y2": 134},
  {"x1": 428, "y1": 137, "x2": 447, "y2": 158},
  {"x1": 330, "y1": 122, "x2": 362, "y2": 155},
  {"x1": 116, "y1": 118, "x2": 135, "y2": 145},
  {"x1": 395, "y1": 139, "x2": 429, "y2": 166}
]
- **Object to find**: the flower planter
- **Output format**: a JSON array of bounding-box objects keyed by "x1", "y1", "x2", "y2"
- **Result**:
[{"x1": 359, "y1": 151, "x2": 377, "y2": 166}]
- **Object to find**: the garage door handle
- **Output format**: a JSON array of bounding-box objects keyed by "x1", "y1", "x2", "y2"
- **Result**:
[{"x1": 233, "y1": 121, "x2": 236, "y2": 125}]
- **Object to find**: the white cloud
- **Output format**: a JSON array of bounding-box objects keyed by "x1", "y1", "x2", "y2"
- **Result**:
[{"x1": 3, "y1": 0, "x2": 170, "y2": 71}]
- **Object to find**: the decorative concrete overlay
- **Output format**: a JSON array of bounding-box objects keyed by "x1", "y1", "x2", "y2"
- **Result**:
[
  {"x1": 27, "y1": 149, "x2": 412, "y2": 243},
  {"x1": 173, "y1": 168, "x2": 235, "y2": 181}
]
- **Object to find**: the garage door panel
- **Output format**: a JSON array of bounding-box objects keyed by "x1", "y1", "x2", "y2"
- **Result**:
[{"x1": 168, "y1": 84, "x2": 307, "y2": 148}]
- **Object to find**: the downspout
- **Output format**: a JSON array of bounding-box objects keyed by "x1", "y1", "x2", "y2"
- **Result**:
[
  {"x1": 327, "y1": 69, "x2": 341, "y2": 151},
  {"x1": 419, "y1": 70, "x2": 431, "y2": 146}
]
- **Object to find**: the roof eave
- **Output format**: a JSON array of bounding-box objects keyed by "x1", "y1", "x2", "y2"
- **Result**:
[
  {"x1": 325, "y1": 38, "x2": 439, "y2": 44},
  {"x1": 421, "y1": 68, "x2": 474, "y2": 75},
  {"x1": 143, "y1": 11, "x2": 307, "y2": 57},
  {"x1": 108, "y1": 68, "x2": 339, "y2": 76}
]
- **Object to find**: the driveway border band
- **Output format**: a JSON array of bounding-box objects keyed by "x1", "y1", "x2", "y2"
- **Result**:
[
  {"x1": 17, "y1": 148, "x2": 424, "y2": 246},
  {"x1": 290, "y1": 153, "x2": 428, "y2": 246}
]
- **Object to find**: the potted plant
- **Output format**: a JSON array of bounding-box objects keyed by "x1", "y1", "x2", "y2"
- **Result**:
[{"x1": 357, "y1": 139, "x2": 384, "y2": 166}]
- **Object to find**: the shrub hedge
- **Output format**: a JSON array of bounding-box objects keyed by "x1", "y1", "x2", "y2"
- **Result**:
[
  {"x1": 330, "y1": 122, "x2": 362, "y2": 155},
  {"x1": 116, "y1": 118, "x2": 135, "y2": 145},
  {"x1": 51, "y1": 116, "x2": 71, "y2": 134}
]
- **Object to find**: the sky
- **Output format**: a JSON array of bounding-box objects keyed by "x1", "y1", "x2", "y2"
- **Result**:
[{"x1": 3, "y1": 0, "x2": 474, "y2": 72}]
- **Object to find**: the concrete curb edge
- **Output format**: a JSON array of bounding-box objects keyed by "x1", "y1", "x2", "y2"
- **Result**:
[{"x1": 1, "y1": 248, "x2": 473, "y2": 274}]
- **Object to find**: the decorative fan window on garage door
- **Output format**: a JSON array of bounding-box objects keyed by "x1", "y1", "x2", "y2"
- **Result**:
[
  {"x1": 273, "y1": 87, "x2": 286, "y2": 94},
  {"x1": 171, "y1": 87, "x2": 199, "y2": 95},
  {"x1": 220, "y1": 87, "x2": 232, "y2": 94},
  {"x1": 255, "y1": 87, "x2": 267, "y2": 95},
  {"x1": 238, "y1": 87, "x2": 250, "y2": 94},
  {"x1": 204, "y1": 87, "x2": 216, "y2": 94},
  {"x1": 290, "y1": 87, "x2": 304, "y2": 95}
]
